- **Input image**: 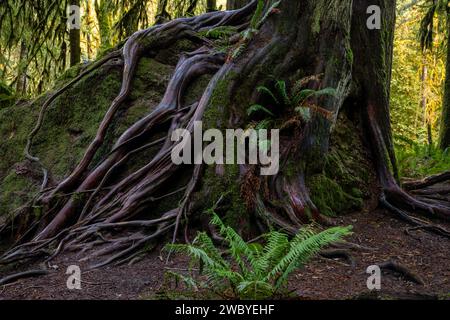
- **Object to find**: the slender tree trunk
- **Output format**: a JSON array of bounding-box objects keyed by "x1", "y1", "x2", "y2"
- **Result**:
[
  {"x1": 207, "y1": 0, "x2": 217, "y2": 12},
  {"x1": 155, "y1": 0, "x2": 170, "y2": 24},
  {"x1": 94, "y1": 0, "x2": 112, "y2": 50},
  {"x1": 420, "y1": 58, "x2": 433, "y2": 148},
  {"x1": 439, "y1": 14, "x2": 450, "y2": 150},
  {"x1": 186, "y1": 0, "x2": 199, "y2": 16},
  {"x1": 227, "y1": 0, "x2": 251, "y2": 10},
  {"x1": 69, "y1": 0, "x2": 81, "y2": 66},
  {"x1": 16, "y1": 41, "x2": 28, "y2": 95}
]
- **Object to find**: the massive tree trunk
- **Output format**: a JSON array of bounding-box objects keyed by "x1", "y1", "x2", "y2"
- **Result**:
[
  {"x1": 69, "y1": 0, "x2": 81, "y2": 66},
  {"x1": 1, "y1": 0, "x2": 449, "y2": 268}
]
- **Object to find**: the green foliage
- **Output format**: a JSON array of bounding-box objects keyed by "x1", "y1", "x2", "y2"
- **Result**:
[
  {"x1": 247, "y1": 104, "x2": 274, "y2": 117},
  {"x1": 165, "y1": 210, "x2": 352, "y2": 299},
  {"x1": 395, "y1": 140, "x2": 450, "y2": 178},
  {"x1": 419, "y1": 0, "x2": 447, "y2": 51},
  {"x1": 391, "y1": 1, "x2": 445, "y2": 148},
  {"x1": 247, "y1": 79, "x2": 336, "y2": 123},
  {"x1": 229, "y1": 0, "x2": 281, "y2": 60},
  {"x1": 203, "y1": 26, "x2": 238, "y2": 40},
  {"x1": 0, "y1": 81, "x2": 15, "y2": 108}
]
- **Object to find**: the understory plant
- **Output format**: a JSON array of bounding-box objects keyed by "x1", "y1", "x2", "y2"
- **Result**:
[
  {"x1": 164, "y1": 210, "x2": 352, "y2": 300},
  {"x1": 247, "y1": 79, "x2": 337, "y2": 124},
  {"x1": 395, "y1": 137, "x2": 450, "y2": 178}
]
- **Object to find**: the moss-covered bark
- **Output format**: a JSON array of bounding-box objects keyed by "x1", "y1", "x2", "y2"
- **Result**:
[{"x1": 439, "y1": 18, "x2": 450, "y2": 150}]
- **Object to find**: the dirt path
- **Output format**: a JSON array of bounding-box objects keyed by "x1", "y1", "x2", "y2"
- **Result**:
[{"x1": 0, "y1": 209, "x2": 449, "y2": 300}]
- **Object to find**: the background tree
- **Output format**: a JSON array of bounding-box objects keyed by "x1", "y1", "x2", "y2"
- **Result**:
[
  {"x1": 69, "y1": 0, "x2": 82, "y2": 66},
  {"x1": 420, "y1": 0, "x2": 450, "y2": 149},
  {"x1": 227, "y1": 0, "x2": 251, "y2": 10},
  {"x1": 207, "y1": 0, "x2": 217, "y2": 12}
]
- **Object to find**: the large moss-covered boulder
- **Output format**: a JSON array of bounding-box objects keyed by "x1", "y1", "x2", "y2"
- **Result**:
[{"x1": 0, "y1": 40, "x2": 208, "y2": 218}]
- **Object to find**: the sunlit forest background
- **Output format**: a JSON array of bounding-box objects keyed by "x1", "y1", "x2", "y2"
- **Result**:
[{"x1": 1, "y1": 0, "x2": 449, "y2": 178}]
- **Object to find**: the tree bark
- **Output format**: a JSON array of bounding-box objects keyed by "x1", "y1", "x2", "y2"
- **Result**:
[
  {"x1": 16, "y1": 41, "x2": 28, "y2": 95},
  {"x1": 155, "y1": 0, "x2": 171, "y2": 25},
  {"x1": 207, "y1": 0, "x2": 217, "y2": 12},
  {"x1": 94, "y1": 0, "x2": 112, "y2": 51},
  {"x1": 227, "y1": 0, "x2": 251, "y2": 10},
  {"x1": 69, "y1": 0, "x2": 81, "y2": 66},
  {"x1": 186, "y1": 0, "x2": 200, "y2": 16},
  {"x1": 439, "y1": 15, "x2": 450, "y2": 150}
]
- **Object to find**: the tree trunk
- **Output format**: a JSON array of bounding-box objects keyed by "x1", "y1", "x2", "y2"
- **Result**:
[
  {"x1": 15, "y1": 41, "x2": 28, "y2": 95},
  {"x1": 2, "y1": 0, "x2": 449, "y2": 267},
  {"x1": 227, "y1": 0, "x2": 251, "y2": 10},
  {"x1": 186, "y1": 0, "x2": 200, "y2": 16},
  {"x1": 420, "y1": 59, "x2": 433, "y2": 148},
  {"x1": 207, "y1": 0, "x2": 217, "y2": 12},
  {"x1": 155, "y1": 0, "x2": 171, "y2": 25},
  {"x1": 94, "y1": 0, "x2": 112, "y2": 51},
  {"x1": 69, "y1": 0, "x2": 81, "y2": 66},
  {"x1": 439, "y1": 16, "x2": 450, "y2": 150}
]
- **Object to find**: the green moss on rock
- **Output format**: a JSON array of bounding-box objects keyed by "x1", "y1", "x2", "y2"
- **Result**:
[
  {"x1": 0, "y1": 169, "x2": 38, "y2": 217},
  {"x1": 0, "y1": 56, "x2": 174, "y2": 217}
]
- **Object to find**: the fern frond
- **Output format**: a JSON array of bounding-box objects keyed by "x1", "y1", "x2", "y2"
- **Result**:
[
  {"x1": 165, "y1": 243, "x2": 218, "y2": 270},
  {"x1": 295, "y1": 106, "x2": 312, "y2": 122},
  {"x1": 165, "y1": 271, "x2": 199, "y2": 291},
  {"x1": 237, "y1": 280, "x2": 275, "y2": 300},
  {"x1": 293, "y1": 87, "x2": 336, "y2": 107},
  {"x1": 193, "y1": 232, "x2": 229, "y2": 268},
  {"x1": 257, "y1": 85, "x2": 279, "y2": 104},
  {"x1": 275, "y1": 80, "x2": 291, "y2": 106},
  {"x1": 250, "y1": 0, "x2": 265, "y2": 29},
  {"x1": 266, "y1": 226, "x2": 352, "y2": 289},
  {"x1": 252, "y1": 231, "x2": 289, "y2": 276},
  {"x1": 247, "y1": 104, "x2": 275, "y2": 117},
  {"x1": 256, "y1": 1, "x2": 282, "y2": 29},
  {"x1": 210, "y1": 211, "x2": 256, "y2": 276},
  {"x1": 255, "y1": 119, "x2": 273, "y2": 130}
]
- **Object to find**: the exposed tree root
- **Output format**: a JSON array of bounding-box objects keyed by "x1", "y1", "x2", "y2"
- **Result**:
[
  {"x1": 0, "y1": 2, "x2": 259, "y2": 267},
  {"x1": 378, "y1": 260, "x2": 425, "y2": 285},
  {"x1": 365, "y1": 103, "x2": 450, "y2": 238},
  {"x1": 403, "y1": 171, "x2": 450, "y2": 191},
  {"x1": 320, "y1": 249, "x2": 356, "y2": 268},
  {"x1": 0, "y1": 269, "x2": 50, "y2": 286}
]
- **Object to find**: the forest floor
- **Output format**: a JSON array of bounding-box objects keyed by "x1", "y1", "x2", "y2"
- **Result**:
[{"x1": 0, "y1": 209, "x2": 449, "y2": 300}]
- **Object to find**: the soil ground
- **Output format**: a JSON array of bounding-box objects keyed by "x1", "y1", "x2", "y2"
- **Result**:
[{"x1": 0, "y1": 209, "x2": 449, "y2": 300}]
